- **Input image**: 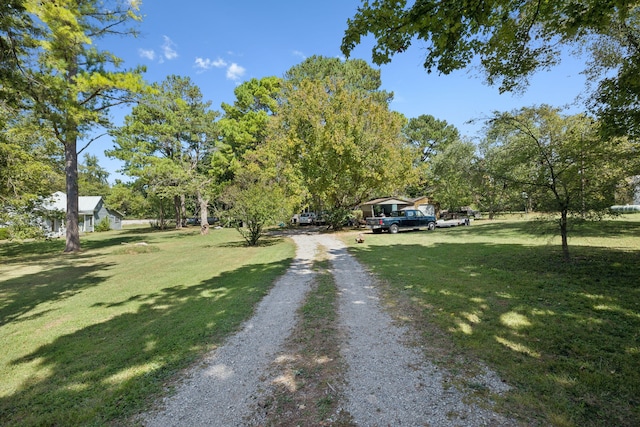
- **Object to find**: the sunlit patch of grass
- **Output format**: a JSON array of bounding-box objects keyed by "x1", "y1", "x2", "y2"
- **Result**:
[
  {"x1": 495, "y1": 336, "x2": 542, "y2": 358},
  {"x1": 500, "y1": 312, "x2": 532, "y2": 329},
  {"x1": 103, "y1": 362, "x2": 160, "y2": 385},
  {"x1": 0, "y1": 227, "x2": 294, "y2": 426},
  {"x1": 345, "y1": 217, "x2": 640, "y2": 426}
]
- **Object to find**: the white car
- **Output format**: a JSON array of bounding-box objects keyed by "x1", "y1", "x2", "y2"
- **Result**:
[
  {"x1": 435, "y1": 216, "x2": 471, "y2": 228},
  {"x1": 297, "y1": 212, "x2": 316, "y2": 225}
]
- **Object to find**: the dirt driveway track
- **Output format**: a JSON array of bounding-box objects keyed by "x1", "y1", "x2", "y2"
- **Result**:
[{"x1": 142, "y1": 231, "x2": 515, "y2": 426}]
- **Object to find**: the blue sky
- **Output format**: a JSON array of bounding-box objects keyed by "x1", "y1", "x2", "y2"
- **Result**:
[{"x1": 93, "y1": 0, "x2": 590, "y2": 183}]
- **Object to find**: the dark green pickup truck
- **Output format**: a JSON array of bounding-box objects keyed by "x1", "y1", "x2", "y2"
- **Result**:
[{"x1": 366, "y1": 209, "x2": 437, "y2": 234}]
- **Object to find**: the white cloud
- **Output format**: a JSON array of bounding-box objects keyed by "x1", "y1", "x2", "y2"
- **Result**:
[
  {"x1": 213, "y1": 58, "x2": 228, "y2": 68},
  {"x1": 226, "y1": 63, "x2": 246, "y2": 81},
  {"x1": 138, "y1": 48, "x2": 156, "y2": 60},
  {"x1": 193, "y1": 55, "x2": 246, "y2": 81},
  {"x1": 292, "y1": 50, "x2": 306, "y2": 60},
  {"x1": 194, "y1": 57, "x2": 228, "y2": 70},
  {"x1": 162, "y1": 35, "x2": 178, "y2": 60}
]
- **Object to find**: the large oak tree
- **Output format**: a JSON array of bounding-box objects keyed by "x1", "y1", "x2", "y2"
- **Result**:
[{"x1": 265, "y1": 74, "x2": 416, "y2": 229}]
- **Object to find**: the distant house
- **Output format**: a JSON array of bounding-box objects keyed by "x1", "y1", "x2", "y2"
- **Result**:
[
  {"x1": 611, "y1": 176, "x2": 640, "y2": 213},
  {"x1": 360, "y1": 196, "x2": 434, "y2": 218},
  {"x1": 43, "y1": 191, "x2": 123, "y2": 234}
]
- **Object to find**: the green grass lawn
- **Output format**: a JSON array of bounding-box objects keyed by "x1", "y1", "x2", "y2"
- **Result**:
[
  {"x1": 346, "y1": 216, "x2": 640, "y2": 427},
  {"x1": 0, "y1": 226, "x2": 294, "y2": 426},
  {"x1": 2, "y1": 217, "x2": 639, "y2": 426}
]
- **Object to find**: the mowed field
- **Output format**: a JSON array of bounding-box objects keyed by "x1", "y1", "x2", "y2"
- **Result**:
[
  {"x1": 1, "y1": 215, "x2": 639, "y2": 426},
  {"x1": 345, "y1": 215, "x2": 640, "y2": 427},
  {"x1": 0, "y1": 227, "x2": 294, "y2": 426}
]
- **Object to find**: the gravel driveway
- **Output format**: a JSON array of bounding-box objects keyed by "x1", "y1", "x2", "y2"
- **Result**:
[{"x1": 141, "y1": 232, "x2": 515, "y2": 426}]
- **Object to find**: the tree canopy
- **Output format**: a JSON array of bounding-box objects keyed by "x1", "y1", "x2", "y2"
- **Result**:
[
  {"x1": 342, "y1": 0, "x2": 640, "y2": 137},
  {"x1": 0, "y1": 110, "x2": 63, "y2": 238},
  {"x1": 213, "y1": 76, "x2": 282, "y2": 185},
  {"x1": 285, "y1": 55, "x2": 393, "y2": 104},
  {"x1": 78, "y1": 153, "x2": 109, "y2": 197},
  {"x1": 109, "y1": 75, "x2": 219, "y2": 230},
  {"x1": 427, "y1": 138, "x2": 476, "y2": 212},
  {"x1": 404, "y1": 114, "x2": 460, "y2": 163},
  {"x1": 0, "y1": 0, "x2": 37, "y2": 111},
  {"x1": 264, "y1": 68, "x2": 416, "y2": 229}
]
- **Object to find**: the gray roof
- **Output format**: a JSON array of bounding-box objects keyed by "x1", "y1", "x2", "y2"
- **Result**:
[
  {"x1": 361, "y1": 197, "x2": 411, "y2": 206},
  {"x1": 44, "y1": 191, "x2": 103, "y2": 215}
]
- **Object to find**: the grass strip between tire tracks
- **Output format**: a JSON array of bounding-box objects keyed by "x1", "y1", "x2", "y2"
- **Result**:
[{"x1": 255, "y1": 247, "x2": 355, "y2": 426}]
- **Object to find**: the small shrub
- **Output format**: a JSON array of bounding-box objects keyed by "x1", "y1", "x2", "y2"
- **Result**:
[
  {"x1": 149, "y1": 219, "x2": 175, "y2": 230},
  {"x1": 7, "y1": 218, "x2": 45, "y2": 240},
  {"x1": 350, "y1": 209, "x2": 364, "y2": 226},
  {"x1": 325, "y1": 207, "x2": 352, "y2": 230},
  {"x1": 95, "y1": 217, "x2": 111, "y2": 232},
  {"x1": 0, "y1": 227, "x2": 8, "y2": 240}
]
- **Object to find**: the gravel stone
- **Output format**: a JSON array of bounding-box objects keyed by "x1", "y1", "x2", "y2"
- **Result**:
[
  {"x1": 140, "y1": 231, "x2": 516, "y2": 426},
  {"x1": 141, "y1": 234, "x2": 318, "y2": 426},
  {"x1": 322, "y1": 233, "x2": 515, "y2": 426}
]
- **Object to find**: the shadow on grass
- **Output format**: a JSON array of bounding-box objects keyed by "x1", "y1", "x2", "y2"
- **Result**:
[
  {"x1": 0, "y1": 263, "x2": 114, "y2": 327},
  {"x1": 0, "y1": 227, "x2": 250, "y2": 264},
  {"x1": 0, "y1": 239, "x2": 66, "y2": 263},
  {"x1": 0, "y1": 230, "x2": 152, "y2": 265},
  {"x1": 462, "y1": 218, "x2": 640, "y2": 239},
  {"x1": 349, "y1": 241, "x2": 640, "y2": 426},
  {"x1": 0, "y1": 258, "x2": 292, "y2": 426},
  {"x1": 218, "y1": 235, "x2": 284, "y2": 248}
]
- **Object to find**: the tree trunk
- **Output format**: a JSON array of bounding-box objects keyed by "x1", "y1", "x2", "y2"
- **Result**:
[
  {"x1": 560, "y1": 209, "x2": 570, "y2": 261},
  {"x1": 174, "y1": 194, "x2": 182, "y2": 229},
  {"x1": 64, "y1": 133, "x2": 81, "y2": 252},
  {"x1": 159, "y1": 200, "x2": 165, "y2": 230},
  {"x1": 181, "y1": 194, "x2": 187, "y2": 227},
  {"x1": 63, "y1": 53, "x2": 81, "y2": 253},
  {"x1": 197, "y1": 190, "x2": 210, "y2": 235}
]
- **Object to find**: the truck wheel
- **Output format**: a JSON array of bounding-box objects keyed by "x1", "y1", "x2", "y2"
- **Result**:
[
  {"x1": 389, "y1": 224, "x2": 399, "y2": 234},
  {"x1": 427, "y1": 222, "x2": 435, "y2": 231}
]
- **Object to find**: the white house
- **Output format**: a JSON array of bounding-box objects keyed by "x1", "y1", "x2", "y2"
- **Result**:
[{"x1": 43, "y1": 191, "x2": 123, "y2": 234}]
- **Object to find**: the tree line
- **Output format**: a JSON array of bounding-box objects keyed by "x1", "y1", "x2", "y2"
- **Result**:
[{"x1": 2, "y1": 0, "x2": 639, "y2": 259}]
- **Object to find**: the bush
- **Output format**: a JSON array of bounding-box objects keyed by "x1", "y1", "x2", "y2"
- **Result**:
[
  {"x1": 95, "y1": 217, "x2": 111, "y2": 232},
  {"x1": 350, "y1": 209, "x2": 364, "y2": 226},
  {"x1": 0, "y1": 227, "x2": 8, "y2": 240},
  {"x1": 325, "y1": 207, "x2": 353, "y2": 230},
  {"x1": 5, "y1": 215, "x2": 46, "y2": 240},
  {"x1": 222, "y1": 178, "x2": 288, "y2": 246}
]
